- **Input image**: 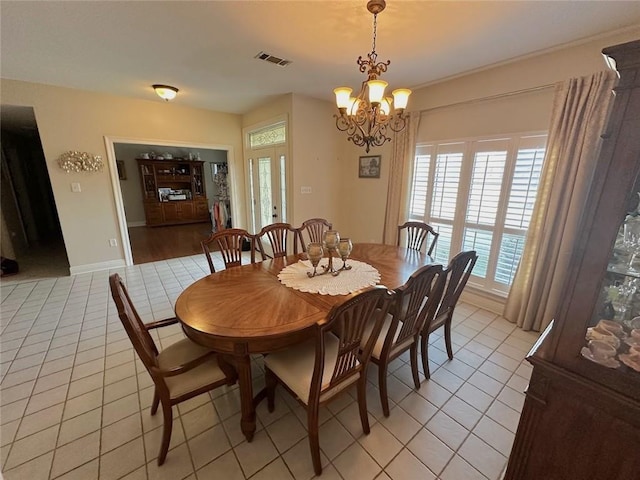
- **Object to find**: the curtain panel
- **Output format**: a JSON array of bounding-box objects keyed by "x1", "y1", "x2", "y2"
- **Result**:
[
  {"x1": 382, "y1": 112, "x2": 420, "y2": 245},
  {"x1": 504, "y1": 70, "x2": 618, "y2": 331}
]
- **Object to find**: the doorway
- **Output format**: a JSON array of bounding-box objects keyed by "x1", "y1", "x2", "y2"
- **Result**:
[
  {"x1": 249, "y1": 146, "x2": 288, "y2": 232},
  {"x1": 244, "y1": 119, "x2": 289, "y2": 257},
  {"x1": 105, "y1": 137, "x2": 237, "y2": 266},
  {"x1": 0, "y1": 106, "x2": 69, "y2": 281}
]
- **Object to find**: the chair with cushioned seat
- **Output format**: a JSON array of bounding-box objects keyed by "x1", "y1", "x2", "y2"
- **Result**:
[
  {"x1": 264, "y1": 286, "x2": 395, "y2": 475},
  {"x1": 201, "y1": 228, "x2": 256, "y2": 273},
  {"x1": 257, "y1": 222, "x2": 295, "y2": 259},
  {"x1": 420, "y1": 250, "x2": 478, "y2": 378},
  {"x1": 294, "y1": 218, "x2": 333, "y2": 254},
  {"x1": 364, "y1": 263, "x2": 444, "y2": 416},
  {"x1": 109, "y1": 273, "x2": 236, "y2": 465},
  {"x1": 397, "y1": 221, "x2": 439, "y2": 256}
]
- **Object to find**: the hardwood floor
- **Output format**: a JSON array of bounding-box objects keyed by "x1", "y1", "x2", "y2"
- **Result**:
[{"x1": 128, "y1": 222, "x2": 214, "y2": 264}]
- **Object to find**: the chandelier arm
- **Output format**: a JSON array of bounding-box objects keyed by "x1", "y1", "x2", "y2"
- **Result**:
[
  {"x1": 389, "y1": 113, "x2": 408, "y2": 133},
  {"x1": 335, "y1": 114, "x2": 369, "y2": 150},
  {"x1": 335, "y1": 114, "x2": 352, "y2": 132}
]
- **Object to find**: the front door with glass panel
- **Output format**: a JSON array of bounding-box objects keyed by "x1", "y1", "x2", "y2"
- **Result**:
[
  {"x1": 245, "y1": 121, "x2": 288, "y2": 257},
  {"x1": 249, "y1": 147, "x2": 287, "y2": 232}
]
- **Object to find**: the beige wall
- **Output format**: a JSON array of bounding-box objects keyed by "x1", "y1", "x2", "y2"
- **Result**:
[
  {"x1": 241, "y1": 94, "x2": 345, "y2": 232},
  {"x1": 336, "y1": 140, "x2": 392, "y2": 244},
  {"x1": 3, "y1": 29, "x2": 638, "y2": 273},
  {"x1": 1, "y1": 79, "x2": 242, "y2": 272},
  {"x1": 242, "y1": 94, "x2": 292, "y2": 130},
  {"x1": 412, "y1": 29, "x2": 640, "y2": 142},
  {"x1": 290, "y1": 95, "x2": 342, "y2": 228}
]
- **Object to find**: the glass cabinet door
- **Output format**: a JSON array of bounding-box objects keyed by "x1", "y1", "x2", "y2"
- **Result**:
[
  {"x1": 582, "y1": 179, "x2": 640, "y2": 374},
  {"x1": 139, "y1": 162, "x2": 157, "y2": 201},
  {"x1": 191, "y1": 163, "x2": 205, "y2": 198}
]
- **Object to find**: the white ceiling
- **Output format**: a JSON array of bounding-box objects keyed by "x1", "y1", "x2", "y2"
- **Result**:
[{"x1": 2, "y1": 1, "x2": 640, "y2": 117}]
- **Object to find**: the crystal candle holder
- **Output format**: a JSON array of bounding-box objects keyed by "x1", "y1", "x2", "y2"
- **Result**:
[
  {"x1": 338, "y1": 238, "x2": 353, "y2": 271},
  {"x1": 306, "y1": 243, "x2": 324, "y2": 278}
]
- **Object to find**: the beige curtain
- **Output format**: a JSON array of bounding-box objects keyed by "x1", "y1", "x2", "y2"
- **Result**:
[
  {"x1": 504, "y1": 70, "x2": 618, "y2": 331},
  {"x1": 382, "y1": 112, "x2": 421, "y2": 245}
]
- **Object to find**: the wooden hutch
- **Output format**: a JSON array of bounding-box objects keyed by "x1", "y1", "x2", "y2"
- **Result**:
[
  {"x1": 504, "y1": 40, "x2": 640, "y2": 479},
  {"x1": 137, "y1": 158, "x2": 209, "y2": 226}
]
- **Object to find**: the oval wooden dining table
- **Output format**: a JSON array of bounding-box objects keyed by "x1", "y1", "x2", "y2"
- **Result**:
[{"x1": 175, "y1": 243, "x2": 435, "y2": 442}]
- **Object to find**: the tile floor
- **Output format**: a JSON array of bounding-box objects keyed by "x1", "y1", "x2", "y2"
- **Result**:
[{"x1": 0, "y1": 253, "x2": 540, "y2": 480}]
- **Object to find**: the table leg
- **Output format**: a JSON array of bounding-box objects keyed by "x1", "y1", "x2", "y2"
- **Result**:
[{"x1": 234, "y1": 344, "x2": 255, "y2": 442}]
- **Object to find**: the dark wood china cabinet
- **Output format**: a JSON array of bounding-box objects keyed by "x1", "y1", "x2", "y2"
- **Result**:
[
  {"x1": 137, "y1": 158, "x2": 209, "y2": 226},
  {"x1": 505, "y1": 39, "x2": 640, "y2": 479}
]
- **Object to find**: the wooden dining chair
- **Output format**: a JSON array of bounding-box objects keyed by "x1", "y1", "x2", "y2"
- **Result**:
[
  {"x1": 264, "y1": 286, "x2": 395, "y2": 475},
  {"x1": 257, "y1": 222, "x2": 294, "y2": 259},
  {"x1": 420, "y1": 250, "x2": 478, "y2": 378},
  {"x1": 109, "y1": 273, "x2": 236, "y2": 465},
  {"x1": 201, "y1": 228, "x2": 256, "y2": 273},
  {"x1": 294, "y1": 218, "x2": 333, "y2": 254},
  {"x1": 397, "y1": 221, "x2": 439, "y2": 256},
  {"x1": 364, "y1": 263, "x2": 444, "y2": 416}
]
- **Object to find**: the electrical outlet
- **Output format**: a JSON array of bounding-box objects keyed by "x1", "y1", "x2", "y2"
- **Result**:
[
  {"x1": 71, "y1": 182, "x2": 81, "y2": 193},
  {"x1": 109, "y1": 238, "x2": 117, "y2": 247}
]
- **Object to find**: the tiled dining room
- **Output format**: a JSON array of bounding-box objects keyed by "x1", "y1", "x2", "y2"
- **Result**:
[{"x1": 0, "y1": 251, "x2": 539, "y2": 480}]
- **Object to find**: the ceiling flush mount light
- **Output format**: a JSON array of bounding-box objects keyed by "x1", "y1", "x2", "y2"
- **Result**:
[
  {"x1": 152, "y1": 84, "x2": 179, "y2": 101},
  {"x1": 334, "y1": 0, "x2": 411, "y2": 152}
]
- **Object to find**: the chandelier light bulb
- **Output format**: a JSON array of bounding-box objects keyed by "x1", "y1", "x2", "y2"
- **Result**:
[
  {"x1": 392, "y1": 89, "x2": 411, "y2": 110},
  {"x1": 367, "y1": 80, "x2": 388, "y2": 104},
  {"x1": 334, "y1": 87, "x2": 353, "y2": 110}
]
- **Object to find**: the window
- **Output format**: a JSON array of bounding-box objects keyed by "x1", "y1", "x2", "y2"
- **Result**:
[
  {"x1": 249, "y1": 122, "x2": 286, "y2": 149},
  {"x1": 408, "y1": 134, "x2": 546, "y2": 294}
]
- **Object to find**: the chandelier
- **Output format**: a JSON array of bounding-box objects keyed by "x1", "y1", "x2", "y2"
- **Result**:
[{"x1": 334, "y1": 0, "x2": 411, "y2": 153}]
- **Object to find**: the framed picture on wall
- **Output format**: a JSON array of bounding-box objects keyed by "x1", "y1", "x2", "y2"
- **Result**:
[
  {"x1": 116, "y1": 160, "x2": 127, "y2": 180},
  {"x1": 358, "y1": 155, "x2": 381, "y2": 178}
]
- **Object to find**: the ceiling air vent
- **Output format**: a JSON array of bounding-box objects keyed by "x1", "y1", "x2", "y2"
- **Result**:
[{"x1": 255, "y1": 51, "x2": 292, "y2": 67}]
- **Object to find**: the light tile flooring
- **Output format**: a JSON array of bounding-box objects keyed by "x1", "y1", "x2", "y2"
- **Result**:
[{"x1": 0, "y1": 253, "x2": 539, "y2": 480}]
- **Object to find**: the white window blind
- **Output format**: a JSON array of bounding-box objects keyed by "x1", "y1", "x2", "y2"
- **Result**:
[
  {"x1": 408, "y1": 134, "x2": 547, "y2": 294},
  {"x1": 409, "y1": 147, "x2": 431, "y2": 219},
  {"x1": 495, "y1": 141, "x2": 546, "y2": 285},
  {"x1": 431, "y1": 150, "x2": 463, "y2": 221}
]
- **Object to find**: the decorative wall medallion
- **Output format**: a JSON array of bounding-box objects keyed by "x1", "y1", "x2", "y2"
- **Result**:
[{"x1": 57, "y1": 151, "x2": 104, "y2": 173}]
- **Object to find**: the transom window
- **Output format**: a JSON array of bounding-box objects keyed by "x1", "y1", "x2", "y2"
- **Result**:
[
  {"x1": 249, "y1": 122, "x2": 286, "y2": 149},
  {"x1": 408, "y1": 133, "x2": 547, "y2": 294}
]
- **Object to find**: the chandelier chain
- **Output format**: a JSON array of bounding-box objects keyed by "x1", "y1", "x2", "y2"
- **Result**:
[{"x1": 372, "y1": 13, "x2": 377, "y2": 55}]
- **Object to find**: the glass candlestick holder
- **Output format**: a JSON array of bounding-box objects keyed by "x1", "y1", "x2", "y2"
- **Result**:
[
  {"x1": 322, "y1": 230, "x2": 341, "y2": 276},
  {"x1": 337, "y1": 238, "x2": 353, "y2": 272},
  {"x1": 306, "y1": 243, "x2": 324, "y2": 278}
]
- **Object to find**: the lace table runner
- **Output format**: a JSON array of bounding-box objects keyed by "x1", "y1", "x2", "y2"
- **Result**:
[{"x1": 278, "y1": 259, "x2": 380, "y2": 296}]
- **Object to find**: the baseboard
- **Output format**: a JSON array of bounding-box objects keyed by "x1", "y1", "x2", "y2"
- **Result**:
[
  {"x1": 127, "y1": 221, "x2": 146, "y2": 228},
  {"x1": 460, "y1": 286, "x2": 506, "y2": 315},
  {"x1": 69, "y1": 259, "x2": 126, "y2": 275}
]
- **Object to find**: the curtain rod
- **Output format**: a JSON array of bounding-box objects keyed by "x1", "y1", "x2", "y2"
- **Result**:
[{"x1": 418, "y1": 83, "x2": 556, "y2": 114}]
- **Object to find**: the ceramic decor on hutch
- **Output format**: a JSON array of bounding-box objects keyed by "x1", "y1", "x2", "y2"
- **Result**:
[{"x1": 504, "y1": 39, "x2": 640, "y2": 480}]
